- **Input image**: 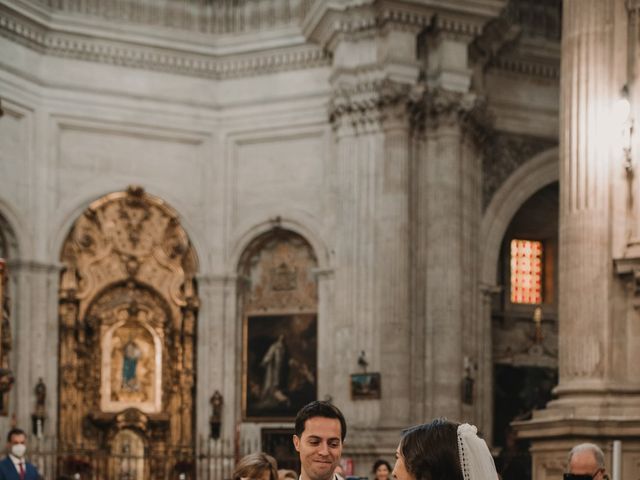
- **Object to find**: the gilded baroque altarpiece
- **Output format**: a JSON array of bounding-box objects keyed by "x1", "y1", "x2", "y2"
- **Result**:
[{"x1": 58, "y1": 186, "x2": 198, "y2": 476}]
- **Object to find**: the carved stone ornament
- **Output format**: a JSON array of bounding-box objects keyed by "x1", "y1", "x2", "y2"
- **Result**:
[
  {"x1": 329, "y1": 77, "x2": 418, "y2": 134},
  {"x1": 240, "y1": 230, "x2": 318, "y2": 314},
  {"x1": 482, "y1": 132, "x2": 557, "y2": 209},
  {"x1": 58, "y1": 186, "x2": 198, "y2": 476}
]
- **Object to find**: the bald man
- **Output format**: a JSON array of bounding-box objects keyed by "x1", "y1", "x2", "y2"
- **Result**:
[{"x1": 564, "y1": 443, "x2": 608, "y2": 480}]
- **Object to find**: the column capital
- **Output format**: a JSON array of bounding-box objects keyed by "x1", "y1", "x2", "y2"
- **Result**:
[
  {"x1": 329, "y1": 78, "x2": 419, "y2": 134},
  {"x1": 195, "y1": 273, "x2": 238, "y2": 288},
  {"x1": 417, "y1": 88, "x2": 493, "y2": 145}
]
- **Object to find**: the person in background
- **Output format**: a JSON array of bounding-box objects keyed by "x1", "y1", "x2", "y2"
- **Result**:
[
  {"x1": 232, "y1": 452, "x2": 278, "y2": 480},
  {"x1": 372, "y1": 459, "x2": 392, "y2": 480},
  {"x1": 564, "y1": 443, "x2": 608, "y2": 480},
  {"x1": 0, "y1": 428, "x2": 40, "y2": 480},
  {"x1": 278, "y1": 469, "x2": 298, "y2": 480}
]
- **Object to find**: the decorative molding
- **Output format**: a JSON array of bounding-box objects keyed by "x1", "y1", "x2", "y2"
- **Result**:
[
  {"x1": 0, "y1": 3, "x2": 330, "y2": 79},
  {"x1": 469, "y1": 0, "x2": 561, "y2": 80},
  {"x1": 303, "y1": 1, "x2": 432, "y2": 52},
  {"x1": 482, "y1": 132, "x2": 557, "y2": 209},
  {"x1": 21, "y1": 0, "x2": 313, "y2": 35},
  {"x1": 329, "y1": 76, "x2": 415, "y2": 133},
  {"x1": 431, "y1": 13, "x2": 485, "y2": 40},
  {"x1": 239, "y1": 230, "x2": 318, "y2": 314},
  {"x1": 489, "y1": 53, "x2": 559, "y2": 79}
]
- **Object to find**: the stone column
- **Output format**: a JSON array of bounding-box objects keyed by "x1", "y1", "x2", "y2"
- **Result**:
[
  {"x1": 516, "y1": 1, "x2": 640, "y2": 478},
  {"x1": 196, "y1": 274, "x2": 237, "y2": 444}
]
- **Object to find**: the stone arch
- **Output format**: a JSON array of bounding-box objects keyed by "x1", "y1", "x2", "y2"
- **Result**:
[
  {"x1": 50, "y1": 184, "x2": 206, "y2": 276},
  {"x1": 0, "y1": 197, "x2": 26, "y2": 259},
  {"x1": 228, "y1": 213, "x2": 331, "y2": 275},
  {"x1": 481, "y1": 147, "x2": 559, "y2": 286},
  {"x1": 236, "y1": 227, "x2": 319, "y2": 423},
  {"x1": 478, "y1": 147, "x2": 559, "y2": 448},
  {"x1": 57, "y1": 186, "x2": 199, "y2": 479}
]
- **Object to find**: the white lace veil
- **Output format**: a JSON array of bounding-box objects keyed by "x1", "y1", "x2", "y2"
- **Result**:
[{"x1": 457, "y1": 423, "x2": 499, "y2": 480}]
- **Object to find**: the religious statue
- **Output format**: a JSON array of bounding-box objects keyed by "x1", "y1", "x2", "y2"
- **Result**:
[
  {"x1": 209, "y1": 390, "x2": 223, "y2": 439},
  {"x1": 32, "y1": 378, "x2": 46, "y2": 437},
  {"x1": 122, "y1": 340, "x2": 141, "y2": 392}
]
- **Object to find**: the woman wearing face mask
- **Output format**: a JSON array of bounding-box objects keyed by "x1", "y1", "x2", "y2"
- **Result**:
[
  {"x1": 0, "y1": 428, "x2": 41, "y2": 480},
  {"x1": 392, "y1": 418, "x2": 498, "y2": 480},
  {"x1": 372, "y1": 459, "x2": 392, "y2": 480}
]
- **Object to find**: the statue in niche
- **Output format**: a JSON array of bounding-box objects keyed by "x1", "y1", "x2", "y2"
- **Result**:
[
  {"x1": 109, "y1": 323, "x2": 154, "y2": 405},
  {"x1": 122, "y1": 340, "x2": 142, "y2": 392}
]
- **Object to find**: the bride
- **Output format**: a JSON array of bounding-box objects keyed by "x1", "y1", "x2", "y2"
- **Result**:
[{"x1": 392, "y1": 419, "x2": 498, "y2": 480}]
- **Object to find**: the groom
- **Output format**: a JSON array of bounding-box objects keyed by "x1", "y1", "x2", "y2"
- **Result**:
[{"x1": 0, "y1": 428, "x2": 40, "y2": 480}]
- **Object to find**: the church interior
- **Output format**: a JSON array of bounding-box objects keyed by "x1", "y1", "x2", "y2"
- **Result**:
[{"x1": 0, "y1": 0, "x2": 639, "y2": 478}]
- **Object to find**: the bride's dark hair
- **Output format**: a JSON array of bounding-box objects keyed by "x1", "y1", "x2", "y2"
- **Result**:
[{"x1": 399, "y1": 419, "x2": 463, "y2": 480}]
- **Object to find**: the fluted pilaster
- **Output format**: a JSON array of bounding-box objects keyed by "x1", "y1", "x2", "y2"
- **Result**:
[
  {"x1": 416, "y1": 88, "x2": 485, "y2": 422},
  {"x1": 196, "y1": 274, "x2": 237, "y2": 443},
  {"x1": 8, "y1": 260, "x2": 61, "y2": 439}
]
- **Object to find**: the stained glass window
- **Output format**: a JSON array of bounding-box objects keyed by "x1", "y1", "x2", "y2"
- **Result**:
[{"x1": 510, "y1": 239, "x2": 543, "y2": 304}]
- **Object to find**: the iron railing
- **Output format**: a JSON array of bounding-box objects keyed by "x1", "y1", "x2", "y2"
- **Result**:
[{"x1": 28, "y1": 436, "x2": 240, "y2": 480}]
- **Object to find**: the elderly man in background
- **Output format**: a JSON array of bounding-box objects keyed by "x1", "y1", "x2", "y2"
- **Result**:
[{"x1": 564, "y1": 443, "x2": 608, "y2": 480}]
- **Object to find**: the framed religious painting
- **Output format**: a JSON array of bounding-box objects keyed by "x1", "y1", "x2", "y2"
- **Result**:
[
  {"x1": 243, "y1": 313, "x2": 317, "y2": 420},
  {"x1": 350, "y1": 372, "x2": 381, "y2": 400}
]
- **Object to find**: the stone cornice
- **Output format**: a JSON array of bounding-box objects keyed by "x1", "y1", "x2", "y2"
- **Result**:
[
  {"x1": 12, "y1": 0, "x2": 311, "y2": 36},
  {"x1": 488, "y1": 37, "x2": 560, "y2": 79},
  {"x1": 302, "y1": 1, "x2": 433, "y2": 52},
  {"x1": 479, "y1": 7, "x2": 560, "y2": 80},
  {"x1": 0, "y1": 2, "x2": 330, "y2": 79},
  {"x1": 302, "y1": 0, "x2": 507, "y2": 46},
  {"x1": 489, "y1": 54, "x2": 559, "y2": 79}
]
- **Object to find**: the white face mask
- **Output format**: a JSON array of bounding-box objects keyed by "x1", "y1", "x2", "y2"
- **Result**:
[{"x1": 10, "y1": 444, "x2": 26, "y2": 458}]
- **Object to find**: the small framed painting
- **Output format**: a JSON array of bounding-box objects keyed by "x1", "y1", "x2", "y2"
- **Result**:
[{"x1": 350, "y1": 372, "x2": 381, "y2": 400}]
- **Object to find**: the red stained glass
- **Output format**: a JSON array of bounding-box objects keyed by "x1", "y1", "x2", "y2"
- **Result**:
[{"x1": 510, "y1": 239, "x2": 543, "y2": 304}]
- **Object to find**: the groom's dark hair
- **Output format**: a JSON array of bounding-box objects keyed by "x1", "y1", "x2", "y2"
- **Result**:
[{"x1": 294, "y1": 400, "x2": 347, "y2": 442}]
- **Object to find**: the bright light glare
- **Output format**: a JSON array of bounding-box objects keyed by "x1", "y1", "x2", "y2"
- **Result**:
[{"x1": 614, "y1": 97, "x2": 631, "y2": 125}]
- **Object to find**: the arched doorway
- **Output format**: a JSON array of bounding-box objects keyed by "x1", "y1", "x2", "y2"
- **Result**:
[
  {"x1": 237, "y1": 227, "x2": 318, "y2": 471},
  {"x1": 58, "y1": 186, "x2": 198, "y2": 479},
  {"x1": 492, "y1": 183, "x2": 559, "y2": 480}
]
